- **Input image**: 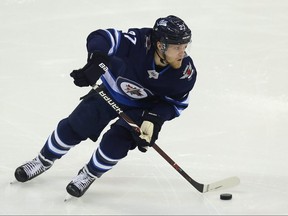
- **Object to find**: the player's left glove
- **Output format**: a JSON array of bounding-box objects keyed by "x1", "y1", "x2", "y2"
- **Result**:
[
  {"x1": 70, "y1": 51, "x2": 109, "y2": 87},
  {"x1": 132, "y1": 111, "x2": 164, "y2": 153}
]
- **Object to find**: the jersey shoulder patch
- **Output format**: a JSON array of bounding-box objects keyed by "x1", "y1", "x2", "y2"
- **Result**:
[{"x1": 180, "y1": 62, "x2": 195, "y2": 81}]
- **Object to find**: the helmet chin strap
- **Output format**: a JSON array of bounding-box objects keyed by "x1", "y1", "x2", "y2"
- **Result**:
[{"x1": 155, "y1": 49, "x2": 168, "y2": 65}]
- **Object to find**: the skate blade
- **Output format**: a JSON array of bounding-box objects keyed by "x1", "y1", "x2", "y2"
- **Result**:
[
  {"x1": 64, "y1": 194, "x2": 74, "y2": 202},
  {"x1": 10, "y1": 179, "x2": 19, "y2": 184}
]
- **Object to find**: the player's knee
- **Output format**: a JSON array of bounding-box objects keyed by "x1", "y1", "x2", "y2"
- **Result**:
[{"x1": 100, "y1": 125, "x2": 135, "y2": 159}]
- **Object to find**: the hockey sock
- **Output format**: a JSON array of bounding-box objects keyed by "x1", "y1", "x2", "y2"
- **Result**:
[
  {"x1": 86, "y1": 147, "x2": 120, "y2": 177},
  {"x1": 40, "y1": 119, "x2": 84, "y2": 161}
]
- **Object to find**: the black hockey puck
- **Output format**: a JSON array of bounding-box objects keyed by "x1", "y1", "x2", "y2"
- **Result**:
[{"x1": 220, "y1": 193, "x2": 232, "y2": 200}]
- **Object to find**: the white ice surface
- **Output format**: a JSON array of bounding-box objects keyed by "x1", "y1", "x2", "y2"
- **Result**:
[{"x1": 1, "y1": 0, "x2": 288, "y2": 215}]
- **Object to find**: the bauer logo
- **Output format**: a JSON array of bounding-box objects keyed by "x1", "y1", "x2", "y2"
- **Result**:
[
  {"x1": 98, "y1": 63, "x2": 109, "y2": 73},
  {"x1": 158, "y1": 20, "x2": 167, "y2": 26},
  {"x1": 98, "y1": 90, "x2": 123, "y2": 114}
]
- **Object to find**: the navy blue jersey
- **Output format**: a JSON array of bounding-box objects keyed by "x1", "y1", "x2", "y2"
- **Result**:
[{"x1": 86, "y1": 28, "x2": 197, "y2": 121}]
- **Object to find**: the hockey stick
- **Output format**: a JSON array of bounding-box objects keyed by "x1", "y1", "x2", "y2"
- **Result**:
[{"x1": 93, "y1": 85, "x2": 240, "y2": 193}]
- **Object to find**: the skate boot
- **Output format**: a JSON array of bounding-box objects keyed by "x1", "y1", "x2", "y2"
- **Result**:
[
  {"x1": 66, "y1": 165, "x2": 96, "y2": 198},
  {"x1": 14, "y1": 153, "x2": 53, "y2": 182}
]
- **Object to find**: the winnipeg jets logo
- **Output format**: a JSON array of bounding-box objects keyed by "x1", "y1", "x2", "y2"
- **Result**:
[
  {"x1": 124, "y1": 84, "x2": 144, "y2": 97},
  {"x1": 180, "y1": 63, "x2": 194, "y2": 80},
  {"x1": 147, "y1": 70, "x2": 159, "y2": 79},
  {"x1": 119, "y1": 82, "x2": 148, "y2": 99}
]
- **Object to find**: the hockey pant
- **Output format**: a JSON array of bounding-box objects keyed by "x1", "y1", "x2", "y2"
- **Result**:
[{"x1": 40, "y1": 88, "x2": 145, "y2": 177}]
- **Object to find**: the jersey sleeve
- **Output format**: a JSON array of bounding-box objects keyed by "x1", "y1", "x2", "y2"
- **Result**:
[
  {"x1": 86, "y1": 28, "x2": 122, "y2": 55},
  {"x1": 151, "y1": 77, "x2": 196, "y2": 121},
  {"x1": 150, "y1": 60, "x2": 197, "y2": 121}
]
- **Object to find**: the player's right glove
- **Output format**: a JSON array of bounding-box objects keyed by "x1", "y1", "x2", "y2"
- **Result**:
[{"x1": 70, "y1": 51, "x2": 109, "y2": 87}]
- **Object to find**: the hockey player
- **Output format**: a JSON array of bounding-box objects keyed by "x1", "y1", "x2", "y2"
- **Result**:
[{"x1": 14, "y1": 15, "x2": 197, "y2": 198}]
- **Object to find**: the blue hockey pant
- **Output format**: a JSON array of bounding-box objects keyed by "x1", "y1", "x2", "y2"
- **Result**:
[{"x1": 40, "y1": 88, "x2": 145, "y2": 177}]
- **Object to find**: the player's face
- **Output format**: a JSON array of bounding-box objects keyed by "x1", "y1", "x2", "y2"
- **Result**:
[{"x1": 165, "y1": 43, "x2": 188, "y2": 69}]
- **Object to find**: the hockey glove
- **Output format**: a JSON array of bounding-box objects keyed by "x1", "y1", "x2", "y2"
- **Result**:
[
  {"x1": 70, "y1": 51, "x2": 109, "y2": 87},
  {"x1": 132, "y1": 111, "x2": 164, "y2": 153}
]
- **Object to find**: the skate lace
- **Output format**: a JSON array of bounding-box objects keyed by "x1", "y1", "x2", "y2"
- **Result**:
[
  {"x1": 71, "y1": 170, "x2": 95, "y2": 192},
  {"x1": 22, "y1": 157, "x2": 50, "y2": 179}
]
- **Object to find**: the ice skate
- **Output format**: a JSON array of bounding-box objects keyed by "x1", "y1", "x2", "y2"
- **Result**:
[
  {"x1": 66, "y1": 165, "x2": 96, "y2": 198},
  {"x1": 14, "y1": 153, "x2": 53, "y2": 182}
]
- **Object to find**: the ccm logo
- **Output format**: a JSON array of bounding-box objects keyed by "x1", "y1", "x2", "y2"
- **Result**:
[{"x1": 99, "y1": 63, "x2": 109, "y2": 72}]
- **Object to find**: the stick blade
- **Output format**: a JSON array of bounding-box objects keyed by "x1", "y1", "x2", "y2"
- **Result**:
[{"x1": 202, "y1": 176, "x2": 240, "y2": 193}]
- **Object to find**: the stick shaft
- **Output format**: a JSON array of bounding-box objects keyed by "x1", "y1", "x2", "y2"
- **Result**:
[{"x1": 93, "y1": 85, "x2": 205, "y2": 192}]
